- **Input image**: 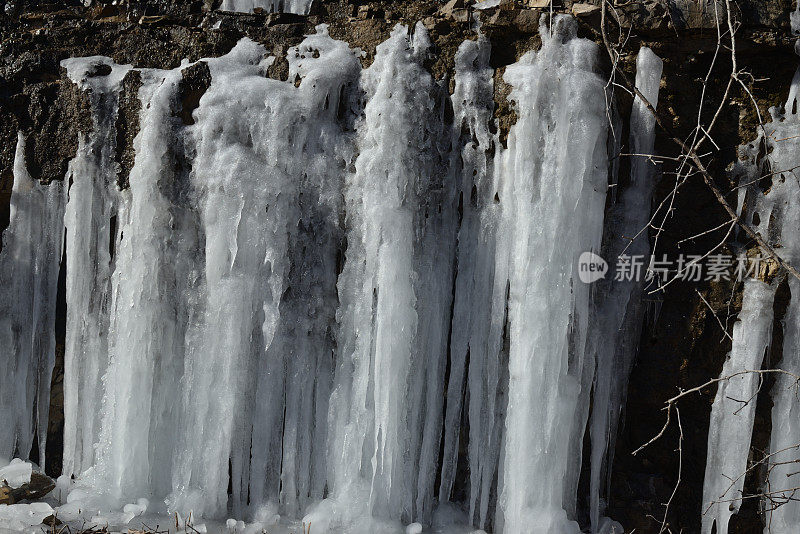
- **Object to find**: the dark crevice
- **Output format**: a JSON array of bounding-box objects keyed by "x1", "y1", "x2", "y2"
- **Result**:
[{"x1": 46, "y1": 231, "x2": 67, "y2": 478}]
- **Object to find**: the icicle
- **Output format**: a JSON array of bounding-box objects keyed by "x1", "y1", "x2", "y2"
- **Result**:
[
  {"x1": 496, "y1": 14, "x2": 609, "y2": 533},
  {"x1": 438, "y1": 32, "x2": 506, "y2": 532},
  {"x1": 219, "y1": 0, "x2": 314, "y2": 15},
  {"x1": 59, "y1": 56, "x2": 132, "y2": 478},
  {"x1": 759, "y1": 60, "x2": 800, "y2": 534},
  {"x1": 702, "y1": 279, "x2": 775, "y2": 534},
  {"x1": 588, "y1": 47, "x2": 663, "y2": 534},
  {"x1": 0, "y1": 133, "x2": 65, "y2": 466}
]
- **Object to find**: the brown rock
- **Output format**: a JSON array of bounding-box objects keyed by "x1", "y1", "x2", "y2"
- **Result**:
[
  {"x1": 42, "y1": 515, "x2": 62, "y2": 527},
  {"x1": 571, "y1": 2, "x2": 600, "y2": 17},
  {"x1": 5, "y1": 472, "x2": 56, "y2": 503},
  {"x1": 438, "y1": 0, "x2": 470, "y2": 22},
  {"x1": 0, "y1": 472, "x2": 54, "y2": 505},
  {"x1": 0, "y1": 485, "x2": 13, "y2": 505},
  {"x1": 514, "y1": 9, "x2": 540, "y2": 33}
]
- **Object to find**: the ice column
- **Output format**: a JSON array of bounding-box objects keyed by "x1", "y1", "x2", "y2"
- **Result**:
[
  {"x1": 209, "y1": 30, "x2": 360, "y2": 520},
  {"x1": 60, "y1": 57, "x2": 132, "y2": 477},
  {"x1": 702, "y1": 279, "x2": 775, "y2": 534},
  {"x1": 0, "y1": 134, "x2": 65, "y2": 466},
  {"x1": 325, "y1": 22, "x2": 455, "y2": 528},
  {"x1": 92, "y1": 63, "x2": 201, "y2": 504},
  {"x1": 760, "y1": 64, "x2": 800, "y2": 534},
  {"x1": 588, "y1": 47, "x2": 662, "y2": 533},
  {"x1": 766, "y1": 279, "x2": 800, "y2": 533},
  {"x1": 497, "y1": 15, "x2": 609, "y2": 534},
  {"x1": 438, "y1": 34, "x2": 508, "y2": 531},
  {"x1": 717, "y1": 58, "x2": 800, "y2": 534}
]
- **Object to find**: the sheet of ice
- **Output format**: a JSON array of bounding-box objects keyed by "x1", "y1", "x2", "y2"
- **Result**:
[
  {"x1": 41, "y1": 15, "x2": 647, "y2": 534},
  {"x1": 52, "y1": 26, "x2": 362, "y2": 523},
  {"x1": 0, "y1": 502, "x2": 53, "y2": 531},
  {"x1": 588, "y1": 46, "x2": 662, "y2": 533},
  {"x1": 496, "y1": 14, "x2": 609, "y2": 533},
  {"x1": 219, "y1": 0, "x2": 314, "y2": 15},
  {"x1": 702, "y1": 279, "x2": 775, "y2": 534},
  {"x1": 174, "y1": 27, "x2": 360, "y2": 520},
  {"x1": 0, "y1": 134, "x2": 65, "y2": 467}
]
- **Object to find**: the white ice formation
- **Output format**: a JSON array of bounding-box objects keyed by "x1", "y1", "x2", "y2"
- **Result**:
[
  {"x1": 0, "y1": 15, "x2": 672, "y2": 534},
  {"x1": 219, "y1": 0, "x2": 314, "y2": 15},
  {"x1": 702, "y1": 279, "x2": 774, "y2": 534}
]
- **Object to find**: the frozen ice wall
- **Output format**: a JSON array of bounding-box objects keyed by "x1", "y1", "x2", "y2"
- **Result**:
[
  {"x1": 438, "y1": 33, "x2": 506, "y2": 532},
  {"x1": 56, "y1": 28, "x2": 361, "y2": 520},
  {"x1": 0, "y1": 134, "x2": 65, "y2": 467},
  {"x1": 0, "y1": 14, "x2": 667, "y2": 534},
  {"x1": 714, "y1": 51, "x2": 800, "y2": 533},
  {"x1": 322, "y1": 22, "x2": 456, "y2": 530}
]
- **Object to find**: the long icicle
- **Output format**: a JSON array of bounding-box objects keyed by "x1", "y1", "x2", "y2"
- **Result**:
[{"x1": 588, "y1": 46, "x2": 663, "y2": 534}]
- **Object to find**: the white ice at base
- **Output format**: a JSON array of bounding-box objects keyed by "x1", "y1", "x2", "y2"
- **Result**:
[
  {"x1": 0, "y1": 502, "x2": 53, "y2": 531},
  {"x1": 0, "y1": 459, "x2": 32, "y2": 489}
]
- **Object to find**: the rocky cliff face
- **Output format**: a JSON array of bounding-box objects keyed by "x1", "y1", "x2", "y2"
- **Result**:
[{"x1": 1, "y1": 1, "x2": 797, "y2": 532}]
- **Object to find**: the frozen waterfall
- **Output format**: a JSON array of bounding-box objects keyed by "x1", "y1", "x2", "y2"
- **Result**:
[
  {"x1": 701, "y1": 47, "x2": 800, "y2": 533},
  {"x1": 755, "y1": 61, "x2": 800, "y2": 534},
  {"x1": 0, "y1": 15, "x2": 671, "y2": 534}
]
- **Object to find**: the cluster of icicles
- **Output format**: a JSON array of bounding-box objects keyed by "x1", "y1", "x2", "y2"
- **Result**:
[
  {"x1": 219, "y1": 0, "x2": 314, "y2": 15},
  {"x1": 0, "y1": 11, "x2": 791, "y2": 534}
]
